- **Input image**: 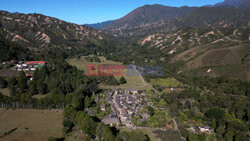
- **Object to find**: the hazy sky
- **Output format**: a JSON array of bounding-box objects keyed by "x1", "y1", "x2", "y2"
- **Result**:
[{"x1": 0, "y1": 0, "x2": 224, "y2": 24}]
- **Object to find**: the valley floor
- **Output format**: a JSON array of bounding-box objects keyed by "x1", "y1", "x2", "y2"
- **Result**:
[{"x1": 0, "y1": 109, "x2": 63, "y2": 141}]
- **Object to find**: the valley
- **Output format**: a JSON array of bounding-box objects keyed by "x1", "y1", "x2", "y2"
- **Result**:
[{"x1": 0, "y1": 0, "x2": 250, "y2": 141}]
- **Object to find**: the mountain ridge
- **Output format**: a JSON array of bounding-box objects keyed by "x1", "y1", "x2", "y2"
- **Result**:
[
  {"x1": 85, "y1": 20, "x2": 114, "y2": 29},
  {"x1": 100, "y1": 0, "x2": 250, "y2": 37},
  {"x1": 0, "y1": 10, "x2": 105, "y2": 49}
]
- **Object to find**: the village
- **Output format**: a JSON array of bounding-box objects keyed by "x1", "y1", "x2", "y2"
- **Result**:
[
  {"x1": 100, "y1": 88, "x2": 213, "y2": 133},
  {"x1": 101, "y1": 89, "x2": 151, "y2": 128}
]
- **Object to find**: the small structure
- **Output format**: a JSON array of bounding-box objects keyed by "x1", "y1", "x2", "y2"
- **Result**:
[
  {"x1": 199, "y1": 126, "x2": 211, "y2": 132},
  {"x1": 102, "y1": 117, "x2": 121, "y2": 126},
  {"x1": 26, "y1": 61, "x2": 45, "y2": 65}
]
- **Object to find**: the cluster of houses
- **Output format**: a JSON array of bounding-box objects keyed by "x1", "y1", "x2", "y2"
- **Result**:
[
  {"x1": 102, "y1": 89, "x2": 149, "y2": 128},
  {"x1": 15, "y1": 61, "x2": 46, "y2": 80}
]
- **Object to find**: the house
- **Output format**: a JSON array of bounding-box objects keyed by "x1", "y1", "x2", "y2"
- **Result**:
[
  {"x1": 102, "y1": 117, "x2": 121, "y2": 126},
  {"x1": 130, "y1": 89, "x2": 138, "y2": 95},
  {"x1": 16, "y1": 64, "x2": 22, "y2": 68},
  {"x1": 199, "y1": 126, "x2": 211, "y2": 132},
  {"x1": 26, "y1": 74, "x2": 33, "y2": 80},
  {"x1": 26, "y1": 61, "x2": 45, "y2": 66}
]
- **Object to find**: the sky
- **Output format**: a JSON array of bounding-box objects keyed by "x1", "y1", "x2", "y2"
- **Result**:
[{"x1": 0, "y1": 0, "x2": 224, "y2": 24}]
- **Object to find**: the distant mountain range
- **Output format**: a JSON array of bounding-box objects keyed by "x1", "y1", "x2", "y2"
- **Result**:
[
  {"x1": 101, "y1": 5, "x2": 197, "y2": 30},
  {"x1": 100, "y1": 0, "x2": 250, "y2": 37},
  {"x1": 216, "y1": 0, "x2": 250, "y2": 9},
  {"x1": 85, "y1": 20, "x2": 113, "y2": 29}
]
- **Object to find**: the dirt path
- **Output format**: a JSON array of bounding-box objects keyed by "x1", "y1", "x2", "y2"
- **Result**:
[
  {"x1": 173, "y1": 118, "x2": 185, "y2": 140},
  {"x1": 131, "y1": 65, "x2": 158, "y2": 92}
]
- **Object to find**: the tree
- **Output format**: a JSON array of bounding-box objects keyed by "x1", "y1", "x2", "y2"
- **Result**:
[
  {"x1": 63, "y1": 104, "x2": 77, "y2": 123},
  {"x1": 147, "y1": 106, "x2": 154, "y2": 116},
  {"x1": 96, "y1": 122, "x2": 115, "y2": 141},
  {"x1": 115, "y1": 131, "x2": 149, "y2": 141},
  {"x1": 8, "y1": 76, "x2": 17, "y2": 88},
  {"x1": 246, "y1": 87, "x2": 250, "y2": 96},
  {"x1": 158, "y1": 99, "x2": 167, "y2": 108},
  {"x1": 215, "y1": 125, "x2": 225, "y2": 136},
  {"x1": 119, "y1": 76, "x2": 127, "y2": 84},
  {"x1": 63, "y1": 119, "x2": 74, "y2": 134},
  {"x1": 205, "y1": 108, "x2": 225, "y2": 120},
  {"x1": 29, "y1": 81, "x2": 37, "y2": 95},
  {"x1": 236, "y1": 108, "x2": 245, "y2": 120},
  {"x1": 188, "y1": 133, "x2": 199, "y2": 141},
  {"x1": 84, "y1": 96, "x2": 92, "y2": 108},
  {"x1": 235, "y1": 132, "x2": 248, "y2": 141},
  {"x1": 72, "y1": 95, "x2": 84, "y2": 110},
  {"x1": 78, "y1": 115, "x2": 96, "y2": 136},
  {"x1": 16, "y1": 71, "x2": 28, "y2": 92},
  {"x1": 96, "y1": 122, "x2": 105, "y2": 141},
  {"x1": 0, "y1": 77, "x2": 7, "y2": 88},
  {"x1": 224, "y1": 128, "x2": 235, "y2": 141},
  {"x1": 37, "y1": 79, "x2": 47, "y2": 94}
]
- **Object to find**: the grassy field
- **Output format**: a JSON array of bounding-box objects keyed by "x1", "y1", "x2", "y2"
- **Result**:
[
  {"x1": 172, "y1": 43, "x2": 249, "y2": 70},
  {"x1": 32, "y1": 94, "x2": 49, "y2": 99},
  {"x1": 0, "y1": 88, "x2": 10, "y2": 96},
  {"x1": 150, "y1": 78, "x2": 182, "y2": 88},
  {"x1": 67, "y1": 57, "x2": 152, "y2": 90},
  {"x1": 0, "y1": 109, "x2": 63, "y2": 141},
  {"x1": 118, "y1": 127, "x2": 161, "y2": 141}
]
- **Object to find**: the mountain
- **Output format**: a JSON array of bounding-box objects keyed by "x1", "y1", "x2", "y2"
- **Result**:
[
  {"x1": 215, "y1": 0, "x2": 250, "y2": 9},
  {"x1": 85, "y1": 20, "x2": 113, "y2": 29},
  {"x1": 175, "y1": 7, "x2": 250, "y2": 28},
  {"x1": 101, "y1": 4, "x2": 197, "y2": 31},
  {"x1": 101, "y1": 3, "x2": 250, "y2": 37},
  {"x1": 0, "y1": 10, "x2": 105, "y2": 50}
]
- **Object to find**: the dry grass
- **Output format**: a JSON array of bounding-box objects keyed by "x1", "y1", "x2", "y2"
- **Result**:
[
  {"x1": 0, "y1": 109, "x2": 63, "y2": 141},
  {"x1": 67, "y1": 57, "x2": 152, "y2": 90},
  {"x1": 0, "y1": 69, "x2": 18, "y2": 78},
  {"x1": 118, "y1": 127, "x2": 160, "y2": 141},
  {"x1": 0, "y1": 88, "x2": 10, "y2": 96},
  {"x1": 172, "y1": 43, "x2": 249, "y2": 70}
]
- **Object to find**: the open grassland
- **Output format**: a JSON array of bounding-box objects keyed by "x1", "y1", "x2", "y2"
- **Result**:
[
  {"x1": 119, "y1": 127, "x2": 160, "y2": 141},
  {"x1": 150, "y1": 78, "x2": 182, "y2": 88},
  {"x1": 0, "y1": 109, "x2": 63, "y2": 141},
  {"x1": 0, "y1": 69, "x2": 18, "y2": 78},
  {"x1": 172, "y1": 43, "x2": 250, "y2": 81},
  {"x1": 68, "y1": 57, "x2": 152, "y2": 90},
  {"x1": 0, "y1": 88, "x2": 10, "y2": 96},
  {"x1": 172, "y1": 43, "x2": 250, "y2": 70}
]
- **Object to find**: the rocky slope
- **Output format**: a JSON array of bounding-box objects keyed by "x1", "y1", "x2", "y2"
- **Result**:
[{"x1": 0, "y1": 10, "x2": 105, "y2": 49}]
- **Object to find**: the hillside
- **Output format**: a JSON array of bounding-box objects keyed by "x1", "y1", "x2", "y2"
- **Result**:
[
  {"x1": 171, "y1": 41, "x2": 250, "y2": 80},
  {"x1": 216, "y1": 0, "x2": 250, "y2": 9},
  {"x1": 0, "y1": 11, "x2": 105, "y2": 50},
  {"x1": 101, "y1": 2, "x2": 250, "y2": 37},
  {"x1": 101, "y1": 5, "x2": 196, "y2": 31},
  {"x1": 140, "y1": 27, "x2": 250, "y2": 53}
]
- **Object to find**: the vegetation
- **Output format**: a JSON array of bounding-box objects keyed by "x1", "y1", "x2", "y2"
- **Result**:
[
  {"x1": 0, "y1": 3, "x2": 250, "y2": 141},
  {"x1": 119, "y1": 76, "x2": 127, "y2": 84}
]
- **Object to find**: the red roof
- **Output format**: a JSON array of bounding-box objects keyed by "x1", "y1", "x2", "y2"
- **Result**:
[
  {"x1": 26, "y1": 74, "x2": 33, "y2": 77},
  {"x1": 26, "y1": 61, "x2": 45, "y2": 65}
]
